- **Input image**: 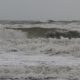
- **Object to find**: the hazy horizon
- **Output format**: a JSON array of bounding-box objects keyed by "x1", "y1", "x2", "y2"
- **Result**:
[{"x1": 0, "y1": 0, "x2": 80, "y2": 20}]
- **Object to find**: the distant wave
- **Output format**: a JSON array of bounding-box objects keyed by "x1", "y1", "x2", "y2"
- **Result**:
[{"x1": 0, "y1": 20, "x2": 80, "y2": 24}]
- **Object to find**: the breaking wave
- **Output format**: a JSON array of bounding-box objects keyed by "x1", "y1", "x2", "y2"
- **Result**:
[
  {"x1": 0, "y1": 23, "x2": 80, "y2": 79},
  {"x1": 6, "y1": 27, "x2": 80, "y2": 39}
]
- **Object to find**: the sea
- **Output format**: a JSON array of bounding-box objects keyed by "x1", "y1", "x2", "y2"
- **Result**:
[{"x1": 0, "y1": 21, "x2": 80, "y2": 80}]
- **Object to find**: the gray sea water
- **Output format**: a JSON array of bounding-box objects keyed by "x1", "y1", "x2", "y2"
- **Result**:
[{"x1": 0, "y1": 22, "x2": 80, "y2": 79}]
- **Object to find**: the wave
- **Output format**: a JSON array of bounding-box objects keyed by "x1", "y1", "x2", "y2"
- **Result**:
[
  {"x1": 0, "y1": 20, "x2": 80, "y2": 25},
  {"x1": 6, "y1": 27, "x2": 80, "y2": 39}
]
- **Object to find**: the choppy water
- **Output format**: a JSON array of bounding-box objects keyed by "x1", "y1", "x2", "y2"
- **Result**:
[{"x1": 0, "y1": 23, "x2": 80, "y2": 79}]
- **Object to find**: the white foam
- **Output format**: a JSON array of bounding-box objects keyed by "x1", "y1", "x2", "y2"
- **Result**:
[{"x1": 0, "y1": 53, "x2": 80, "y2": 66}]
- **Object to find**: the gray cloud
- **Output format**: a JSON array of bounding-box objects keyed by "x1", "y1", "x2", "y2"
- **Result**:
[{"x1": 0, "y1": 0, "x2": 80, "y2": 20}]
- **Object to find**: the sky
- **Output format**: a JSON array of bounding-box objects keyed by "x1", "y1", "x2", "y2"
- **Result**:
[{"x1": 0, "y1": 0, "x2": 80, "y2": 20}]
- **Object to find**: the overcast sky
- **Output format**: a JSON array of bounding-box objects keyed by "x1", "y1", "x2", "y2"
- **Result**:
[{"x1": 0, "y1": 0, "x2": 80, "y2": 20}]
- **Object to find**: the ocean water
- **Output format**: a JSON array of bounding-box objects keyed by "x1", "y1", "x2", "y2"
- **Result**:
[{"x1": 0, "y1": 22, "x2": 80, "y2": 79}]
